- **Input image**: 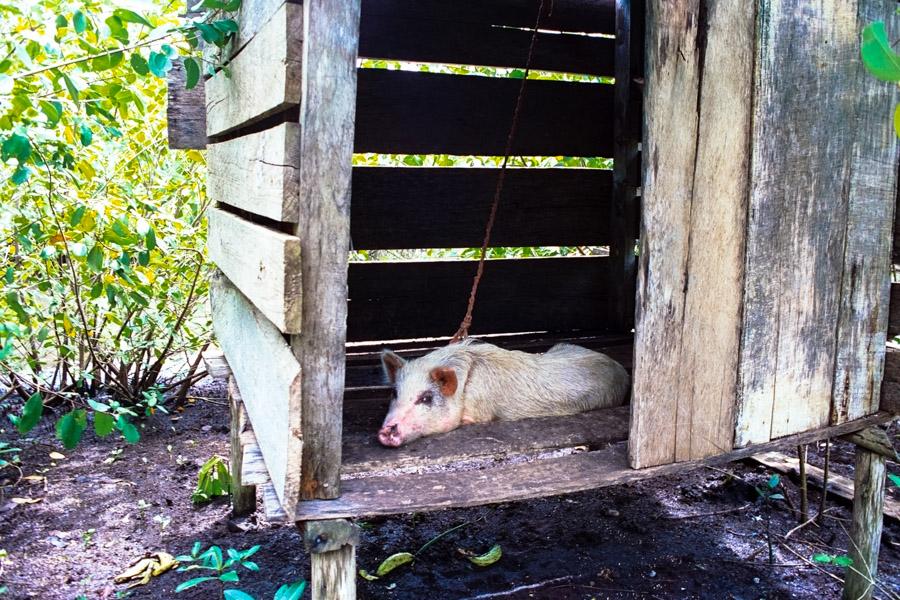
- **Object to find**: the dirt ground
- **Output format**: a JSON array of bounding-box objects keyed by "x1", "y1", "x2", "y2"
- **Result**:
[{"x1": 1, "y1": 381, "x2": 898, "y2": 600}]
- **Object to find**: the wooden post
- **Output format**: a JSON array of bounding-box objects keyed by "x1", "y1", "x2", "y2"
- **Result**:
[
  {"x1": 228, "y1": 377, "x2": 256, "y2": 517},
  {"x1": 843, "y1": 438, "x2": 887, "y2": 600},
  {"x1": 305, "y1": 520, "x2": 360, "y2": 600}
]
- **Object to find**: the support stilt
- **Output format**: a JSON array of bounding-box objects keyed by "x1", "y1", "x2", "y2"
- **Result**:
[
  {"x1": 228, "y1": 376, "x2": 257, "y2": 517},
  {"x1": 305, "y1": 520, "x2": 360, "y2": 600},
  {"x1": 842, "y1": 432, "x2": 887, "y2": 600}
]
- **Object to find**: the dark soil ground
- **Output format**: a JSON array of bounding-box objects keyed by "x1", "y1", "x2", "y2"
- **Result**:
[{"x1": 1, "y1": 381, "x2": 898, "y2": 600}]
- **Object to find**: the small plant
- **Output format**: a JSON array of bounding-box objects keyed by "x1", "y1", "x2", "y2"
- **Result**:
[
  {"x1": 755, "y1": 474, "x2": 784, "y2": 565},
  {"x1": 812, "y1": 552, "x2": 853, "y2": 567},
  {"x1": 0, "y1": 441, "x2": 21, "y2": 470},
  {"x1": 192, "y1": 455, "x2": 232, "y2": 504}
]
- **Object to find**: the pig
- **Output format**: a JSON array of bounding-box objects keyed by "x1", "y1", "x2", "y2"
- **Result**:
[{"x1": 377, "y1": 340, "x2": 629, "y2": 447}]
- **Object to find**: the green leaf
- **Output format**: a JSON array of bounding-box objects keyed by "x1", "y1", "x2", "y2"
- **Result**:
[
  {"x1": 130, "y1": 52, "x2": 149, "y2": 76},
  {"x1": 834, "y1": 555, "x2": 854, "y2": 567},
  {"x1": 56, "y1": 409, "x2": 87, "y2": 449},
  {"x1": 374, "y1": 552, "x2": 414, "y2": 577},
  {"x1": 10, "y1": 166, "x2": 29, "y2": 185},
  {"x1": 93, "y1": 411, "x2": 115, "y2": 437},
  {"x1": 116, "y1": 415, "x2": 140, "y2": 444},
  {"x1": 2, "y1": 133, "x2": 31, "y2": 161},
  {"x1": 73, "y1": 10, "x2": 87, "y2": 33},
  {"x1": 767, "y1": 474, "x2": 780, "y2": 489},
  {"x1": 55, "y1": 14, "x2": 67, "y2": 28},
  {"x1": 183, "y1": 57, "x2": 200, "y2": 90},
  {"x1": 148, "y1": 51, "x2": 173, "y2": 78},
  {"x1": 62, "y1": 73, "x2": 80, "y2": 102},
  {"x1": 70, "y1": 205, "x2": 86, "y2": 226},
  {"x1": 161, "y1": 44, "x2": 177, "y2": 58},
  {"x1": 219, "y1": 571, "x2": 240, "y2": 583},
  {"x1": 465, "y1": 544, "x2": 502, "y2": 567},
  {"x1": 39, "y1": 101, "x2": 62, "y2": 126},
  {"x1": 812, "y1": 553, "x2": 833, "y2": 564},
  {"x1": 4, "y1": 267, "x2": 12, "y2": 284},
  {"x1": 89, "y1": 281, "x2": 103, "y2": 299},
  {"x1": 92, "y1": 50, "x2": 124, "y2": 71},
  {"x1": 861, "y1": 22, "x2": 900, "y2": 82},
  {"x1": 223, "y1": 591, "x2": 255, "y2": 600},
  {"x1": 888, "y1": 473, "x2": 900, "y2": 488},
  {"x1": 175, "y1": 576, "x2": 217, "y2": 592},
  {"x1": 274, "y1": 581, "x2": 307, "y2": 600},
  {"x1": 212, "y1": 19, "x2": 239, "y2": 34},
  {"x1": 193, "y1": 22, "x2": 224, "y2": 45},
  {"x1": 145, "y1": 228, "x2": 157, "y2": 250},
  {"x1": 113, "y1": 8, "x2": 152, "y2": 27},
  {"x1": 79, "y1": 122, "x2": 92, "y2": 146},
  {"x1": 86, "y1": 245, "x2": 104, "y2": 272},
  {"x1": 16, "y1": 393, "x2": 43, "y2": 434}
]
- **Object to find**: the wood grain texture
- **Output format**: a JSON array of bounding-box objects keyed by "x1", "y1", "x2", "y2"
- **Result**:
[
  {"x1": 882, "y1": 348, "x2": 900, "y2": 413},
  {"x1": 310, "y1": 543, "x2": 356, "y2": 600},
  {"x1": 843, "y1": 446, "x2": 887, "y2": 600},
  {"x1": 205, "y1": 2, "x2": 302, "y2": 137},
  {"x1": 354, "y1": 69, "x2": 614, "y2": 156},
  {"x1": 201, "y1": 347, "x2": 231, "y2": 380},
  {"x1": 241, "y1": 440, "x2": 270, "y2": 486},
  {"x1": 346, "y1": 257, "x2": 614, "y2": 342},
  {"x1": 228, "y1": 377, "x2": 257, "y2": 516},
  {"x1": 350, "y1": 167, "x2": 614, "y2": 250},
  {"x1": 889, "y1": 283, "x2": 900, "y2": 338},
  {"x1": 359, "y1": 8, "x2": 614, "y2": 76},
  {"x1": 207, "y1": 207, "x2": 302, "y2": 333},
  {"x1": 291, "y1": 0, "x2": 360, "y2": 503},
  {"x1": 209, "y1": 273, "x2": 302, "y2": 508},
  {"x1": 261, "y1": 481, "x2": 289, "y2": 522},
  {"x1": 294, "y1": 410, "x2": 893, "y2": 520},
  {"x1": 207, "y1": 123, "x2": 300, "y2": 222},
  {"x1": 736, "y1": 1, "x2": 898, "y2": 445},
  {"x1": 831, "y1": 3, "x2": 899, "y2": 425},
  {"x1": 167, "y1": 60, "x2": 207, "y2": 149},
  {"x1": 342, "y1": 406, "x2": 629, "y2": 476},
  {"x1": 629, "y1": 0, "x2": 754, "y2": 468}
]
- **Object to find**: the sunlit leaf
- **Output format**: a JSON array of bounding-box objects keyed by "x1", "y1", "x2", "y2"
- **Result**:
[
  {"x1": 183, "y1": 57, "x2": 200, "y2": 90},
  {"x1": 861, "y1": 22, "x2": 900, "y2": 82},
  {"x1": 130, "y1": 52, "x2": 149, "y2": 76},
  {"x1": 113, "y1": 8, "x2": 152, "y2": 28},
  {"x1": 73, "y1": 10, "x2": 87, "y2": 33}
]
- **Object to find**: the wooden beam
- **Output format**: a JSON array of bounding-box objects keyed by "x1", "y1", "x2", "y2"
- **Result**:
[
  {"x1": 354, "y1": 69, "x2": 614, "y2": 157},
  {"x1": 261, "y1": 481, "x2": 289, "y2": 522},
  {"x1": 207, "y1": 123, "x2": 300, "y2": 223},
  {"x1": 291, "y1": 0, "x2": 360, "y2": 503},
  {"x1": 840, "y1": 427, "x2": 898, "y2": 462},
  {"x1": 843, "y1": 445, "x2": 887, "y2": 600},
  {"x1": 205, "y1": 2, "x2": 302, "y2": 137},
  {"x1": 629, "y1": 0, "x2": 754, "y2": 467},
  {"x1": 350, "y1": 167, "x2": 615, "y2": 250},
  {"x1": 346, "y1": 257, "x2": 615, "y2": 342},
  {"x1": 166, "y1": 60, "x2": 207, "y2": 149},
  {"x1": 206, "y1": 207, "x2": 302, "y2": 333},
  {"x1": 201, "y1": 347, "x2": 231, "y2": 381},
  {"x1": 295, "y1": 412, "x2": 895, "y2": 520},
  {"x1": 209, "y1": 273, "x2": 303, "y2": 508},
  {"x1": 228, "y1": 377, "x2": 257, "y2": 517},
  {"x1": 309, "y1": 541, "x2": 356, "y2": 600}
]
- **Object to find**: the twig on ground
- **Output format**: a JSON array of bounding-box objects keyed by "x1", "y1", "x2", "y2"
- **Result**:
[
  {"x1": 461, "y1": 576, "x2": 576, "y2": 600},
  {"x1": 664, "y1": 503, "x2": 752, "y2": 520}
]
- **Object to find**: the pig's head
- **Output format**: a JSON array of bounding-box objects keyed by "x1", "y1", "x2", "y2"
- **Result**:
[{"x1": 377, "y1": 349, "x2": 465, "y2": 447}]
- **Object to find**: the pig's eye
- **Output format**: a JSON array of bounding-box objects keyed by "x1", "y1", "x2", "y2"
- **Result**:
[{"x1": 416, "y1": 392, "x2": 434, "y2": 406}]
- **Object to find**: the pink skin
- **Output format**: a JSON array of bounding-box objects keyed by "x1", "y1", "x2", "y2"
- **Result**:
[{"x1": 377, "y1": 405, "x2": 461, "y2": 447}]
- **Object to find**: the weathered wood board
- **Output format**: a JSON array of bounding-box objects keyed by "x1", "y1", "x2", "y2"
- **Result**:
[
  {"x1": 206, "y1": 207, "x2": 302, "y2": 333},
  {"x1": 207, "y1": 123, "x2": 300, "y2": 222},
  {"x1": 205, "y1": 2, "x2": 302, "y2": 137},
  {"x1": 736, "y1": 0, "x2": 898, "y2": 444},
  {"x1": 351, "y1": 167, "x2": 615, "y2": 250},
  {"x1": 167, "y1": 60, "x2": 207, "y2": 149},
  {"x1": 291, "y1": 0, "x2": 360, "y2": 503},
  {"x1": 629, "y1": 1, "x2": 754, "y2": 467},
  {"x1": 209, "y1": 273, "x2": 302, "y2": 507}
]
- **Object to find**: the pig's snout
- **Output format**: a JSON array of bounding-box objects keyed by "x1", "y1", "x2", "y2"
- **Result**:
[{"x1": 378, "y1": 423, "x2": 403, "y2": 447}]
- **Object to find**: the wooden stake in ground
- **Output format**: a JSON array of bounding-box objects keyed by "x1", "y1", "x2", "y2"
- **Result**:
[
  {"x1": 843, "y1": 439, "x2": 887, "y2": 600},
  {"x1": 797, "y1": 444, "x2": 809, "y2": 524},
  {"x1": 228, "y1": 377, "x2": 257, "y2": 517}
]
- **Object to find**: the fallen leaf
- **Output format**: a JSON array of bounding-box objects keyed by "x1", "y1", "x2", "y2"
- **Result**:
[
  {"x1": 375, "y1": 552, "x2": 415, "y2": 577},
  {"x1": 460, "y1": 544, "x2": 502, "y2": 567},
  {"x1": 11, "y1": 497, "x2": 42, "y2": 504},
  {"x1": 22, "y1": 475, "x2": 45, "y2": 482},
  {"x1": 115, "y1": 552, "x2": 179, "y2": 587},
  {"x1": 48, "y1": 452, "x2": 65, "y2": 460}
]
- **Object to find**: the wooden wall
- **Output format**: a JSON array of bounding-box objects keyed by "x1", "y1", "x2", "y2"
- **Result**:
[{"x1": 630, "y1": 0, "x2": 899, "y2": 469}]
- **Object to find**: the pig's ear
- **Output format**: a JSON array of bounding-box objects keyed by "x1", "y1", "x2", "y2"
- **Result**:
[
  {"x1": 430, "y1": 367, "x2": 458, "y2": 396},
  {"x1": 381, "y1": 350, "x2": 406, "y2": 383}
]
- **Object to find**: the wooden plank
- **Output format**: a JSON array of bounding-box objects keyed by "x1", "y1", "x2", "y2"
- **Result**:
[
  {"x1": 228, "y1": 377, "x2": 256, "y2": 516},
  {"x1": 295, "y1": 411, "x2": 895, "y2": 520},
  {"x1": 750, "y1": 451, "x2": 899, "y2": 521},
  {"x1": 205, "y1": 2, "x2": 302, "y2": 137},
  {"x1": 831, "y1": 3, "x2": 899, "y2": 424},
  {"x1": 629, "y1": 1, "x2": 754, "y2": 467},
  {"x1": 261, "y1": 481, "x2": 289, "y2": 522},
  {"x1": 167, "y1": 60, "x2": 207, "y2": 149},
  {"x1": 843, "y1": 447, "x2": 887, "y2": 600},
  {"x1": 343, "y1": 406, "x2": 629, "y2": 475},
  {"x1": 350, "y1": 167, "x2": 614, "y2": 249},
  {"x1": 228, "y1": 0, "x2": 291, "y2": 60},
  {"x1": 207, "y1": 123, "x2": 300, "y2": 222},
  {"x1": 889, "y1": 283, "x2": 900, "y2": 338},
  {"x1": 736, "y1": 2, "x2": 898, "y2": 445},
  {"x1": 241, "y1": 441, "x2": 270, "y2": 486},
  {"x1": 201, "y1": 347, "x2": 231, "y2": 380},
  {"x1": 359, "y1": 12, "x2": 615, "y2": 76},
  {"x1": 346, "y1": 257, "x2": 615, "y2": 342},
  {"x1": 354, "y1": 69, "x2": 614, "y2": 157},
  {"x1": 209, "y1": 273, "x2": 303, "y2": 507},
  {"x1": 291, "y1": 0, "x2": 360, "y2": 505},
  {"x1": 206, "y1": 207, "x2": 302, "y2": 333},
  {"x1": 360, "y1": 0, "x2": 616, "y2": 34},
  {"x1": 310, "y1": 544, "x2": 356, "y2": 600}
]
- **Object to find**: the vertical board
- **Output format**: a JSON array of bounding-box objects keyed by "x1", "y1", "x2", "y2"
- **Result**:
[
  {"x1": 291, "y1": 0, "x2": 361, "y2": 505},
  {"x1": 629, "y1": 0, "x2": 755, "y2": 468},
  {"x1": 735, "y1": 0, "x2": 899, "y2": 445}
]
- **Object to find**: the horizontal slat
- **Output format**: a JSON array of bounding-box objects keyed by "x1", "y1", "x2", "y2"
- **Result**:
[
  {"x1": 343, "y1": 406, "x2": 629, "y2": 476},
  {"x1": 206, "y1": 2, "x2": 302, "y2": 137},
  {"x1": 209, "y1": 273, "x2": 303, "y2": 507},
  {"x1": 354, "y1": 69, "x2": 614, "y2": 156},
  {"x1": 207, "y1": 207, "x2": 302, "y2": 333},
  {"x1": 208, "y1": 123, "x2": 300, "y2": 222},
  {"x1": 351, "y1": 167, "x2": 612, "y2": 249},
  {"x1": 890, "y1": 282, "x2": 900, "y2": 338},
  {"x1": 347, "y1": 256, "x2": 614, "y2": 341},
  {"x1": 294, "y1": 411, "x2": 896, "y2": 520},
  {"x1": 359, "y1": 13, "x2": 614, "y2": 76},
  {"x1": 360, "y1": 0, "x2": 616, "y2": 34}
]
